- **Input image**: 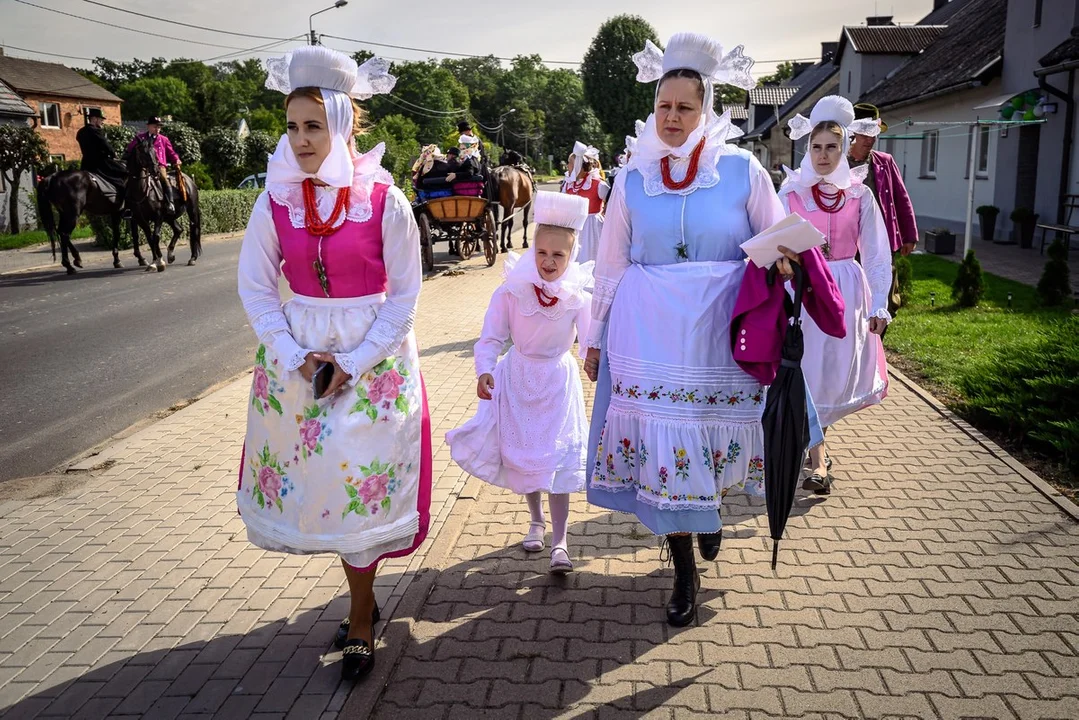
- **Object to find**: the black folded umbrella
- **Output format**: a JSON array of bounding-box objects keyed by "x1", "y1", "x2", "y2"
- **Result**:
[{"x1": 761, "y1": 263, "x2": 811, "y2": 569}]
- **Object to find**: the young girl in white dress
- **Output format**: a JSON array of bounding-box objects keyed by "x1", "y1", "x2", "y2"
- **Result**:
[{"x1": 447, "y1": 192, "x2": 592, "y2": 574}]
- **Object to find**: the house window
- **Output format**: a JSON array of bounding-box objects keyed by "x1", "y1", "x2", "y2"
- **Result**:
[
  {"x1": 920, "y1": 130, "x2": 938, "y2": 178},
  {"x1": 1034, "y1": 0, "x2": 1043, "y2": 27},
  {"x1": 977, "y1": 124, "x2": 991, "y2": 176},
  {"x1": 39, "y1": 102, "x2": 61, "y2": 128},
  {"x1": 847, "y1": 71, "x2": 851, "y2": 94}
]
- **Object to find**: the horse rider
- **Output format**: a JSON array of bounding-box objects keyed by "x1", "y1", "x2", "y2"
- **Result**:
[
  {"x1": 75, "y1": 108, "x2": 128, "y2": 200},
  {"x1": 126, "y1": 115, "x2": 182, "y2": 214}
]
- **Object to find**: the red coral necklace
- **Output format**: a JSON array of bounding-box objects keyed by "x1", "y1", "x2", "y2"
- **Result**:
[
  {"x1": 660, "y1": 138, "x2": 706, "y2": 191},
  {"x1": 534, "y1": 285, "x2": 559, "y2": 307},
  {"x1": 811, "y1": 183, "x2": 845, "y2": 214},
  {"x1": 302, "y1": 178, "x2": 350, "y2": 236}
]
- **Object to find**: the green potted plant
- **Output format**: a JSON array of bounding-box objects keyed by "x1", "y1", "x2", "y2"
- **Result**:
[
  {"x1": 1010, "y1": 207, "x2": 1040, "y2": 249},
  {"x1": 924, "y1": 227, "x2": 956, "y2": 255},
  {"x1": 976, "y1": 205, "x2": 1000, "y2": 242}
]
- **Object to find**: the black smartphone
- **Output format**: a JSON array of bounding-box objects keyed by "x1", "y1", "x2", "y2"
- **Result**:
[{"x1": 312, "y1": 362, "x2": 333, "y2": 399}]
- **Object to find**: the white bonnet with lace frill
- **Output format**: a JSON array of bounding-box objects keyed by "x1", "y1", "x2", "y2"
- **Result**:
[
  {"x1": 781, "y1": 95, "x2": 871, "y2": 193},
  {"x1": 263, "y1": 46, "x2": 397, "y2": 229}
]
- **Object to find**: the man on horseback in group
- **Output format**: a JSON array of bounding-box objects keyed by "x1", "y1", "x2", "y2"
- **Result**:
[
  {"x1": 126, "y1": 116, "x2": 181, "y2": 215},
  {"x1": 75, "y1": 108, "x2": 127, "y2": 203}
]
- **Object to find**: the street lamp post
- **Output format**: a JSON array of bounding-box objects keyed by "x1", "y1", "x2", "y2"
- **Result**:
[
  {"x1": 497, "y1": 108, "x2": 516, "y2": 155},
  {"x1": 309, "y1": 0, "x2": 348, "y2": 45}
]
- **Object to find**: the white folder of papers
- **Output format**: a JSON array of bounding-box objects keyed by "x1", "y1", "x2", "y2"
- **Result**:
[{"x1": 739, "y1": 214, "x2": 826, "y2": 269}]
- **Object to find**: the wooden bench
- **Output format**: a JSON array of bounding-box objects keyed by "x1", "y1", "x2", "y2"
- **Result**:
[{"x1": 1037, "y1": 194, "x2": 1079, "y2": 254}]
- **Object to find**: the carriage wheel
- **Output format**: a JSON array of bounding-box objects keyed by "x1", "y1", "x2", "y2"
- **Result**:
[
  {"x1": 419, "y1": 214, "x2": 435, "y2": 272},
  {"x1": 458, "y1": 224, "x2": 476, "y2": 260},
  {"x1": 483, "y1": 210, "x2": 497, "y2": 267}
]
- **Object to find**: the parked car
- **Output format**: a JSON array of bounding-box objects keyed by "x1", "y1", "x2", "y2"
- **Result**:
[{"x1": 237, "y1": 173, "x2": 267, "y2": 189}]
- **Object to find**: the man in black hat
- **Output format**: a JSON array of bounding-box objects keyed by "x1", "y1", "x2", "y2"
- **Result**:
[
  {"x1": 76, "y1": 108, "x2": 127, "y2": 194},
  {"x1": 848, "y1": 103, "x2": 918, "y2": 330},
  {"x1": 126, "y1": 116, "x2": 182, "y2": 214}
]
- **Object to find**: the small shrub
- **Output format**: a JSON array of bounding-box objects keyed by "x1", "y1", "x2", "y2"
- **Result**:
[
  {"x1": 894, "y1": 254, "x2": 914, "y2": 307},
  {"x1": 1037, "y1": 237, "x2": 1073, "y2": 306},
  {"x1": 976, "y1": 205, "x2": 999, "y2": 218},
  {"x1": 952, "y1": 249, "x2": 987, "y2": 307}
]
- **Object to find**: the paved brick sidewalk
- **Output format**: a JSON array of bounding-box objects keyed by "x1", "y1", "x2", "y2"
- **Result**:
[
  {"x1": 361, "y1": 372, "x2": 1079, "y2": 715},
  {"x1": 3, "y1": 246, "x2": 1078, "y2": 720},
  {"x1": 0, "y1": 254, "x2": 501, "y2": 719}
]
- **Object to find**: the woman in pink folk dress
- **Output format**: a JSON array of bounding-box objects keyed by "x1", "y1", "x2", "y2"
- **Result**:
[
  {"x1": 236, "y1": 47, "x2": 430, "y2": 683},
  {"x1": 779, "y1": 96, "x2": 892, "y2": 495}
]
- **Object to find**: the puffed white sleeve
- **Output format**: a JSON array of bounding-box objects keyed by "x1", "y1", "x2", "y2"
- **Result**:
[
  {"x1": 334, "y1": 186, "x2": 422, "y2": 383},
  {"x1": 746, "y1": 154, "x2": 787, "y2": 234},
  {"x1": 585, "y1": 171, "x2": 631, "y2": 350},
  {"x1": 859, "y1": 192, "x2": 894, "y2": 322},
  {"x1": 575, "y1": 291, "x2": 593, "y2": 361},
  {"x1": 237, "y1": 192, "x2": 309, "y2": 371},
  {"x1": 474, "y1": 288, "x2": 511, "y2": 377}
]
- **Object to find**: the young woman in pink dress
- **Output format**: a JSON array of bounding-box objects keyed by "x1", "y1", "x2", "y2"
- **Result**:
[{"x1": 236, "y1": 47, "x2": 430, "y2": 682}]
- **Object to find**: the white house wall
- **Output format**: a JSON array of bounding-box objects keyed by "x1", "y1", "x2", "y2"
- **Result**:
[{"x1": 879, "y1": 83, "x2": 1004, "y2": 236}]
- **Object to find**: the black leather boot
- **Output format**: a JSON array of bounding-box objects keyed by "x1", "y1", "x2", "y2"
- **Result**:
[
  {"x1": 697, "y1": 524, "x2": 722, "y2": 561},
  {"x1": 665, "y1": 534, "x2": 700, "y2": 627}
]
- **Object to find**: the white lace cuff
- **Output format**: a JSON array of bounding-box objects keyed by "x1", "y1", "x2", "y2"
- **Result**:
[
  {"x1": 334, "y1": 305, "x2": 414, "y2": 386},
  {"x1": 269, "y1": 331, "x2": 309, "y2": 372},
  {"x1": 870, "y1": 308, "x2": 893, "y2": 324},
  {"x1": 335, "y1": 352, "x2": 360, "y2": 382},
  {"x1": 583, "y1": 320, "x2": 606, "y2": 350}
]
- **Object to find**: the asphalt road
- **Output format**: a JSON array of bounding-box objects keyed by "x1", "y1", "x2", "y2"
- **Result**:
[{"x1": 0, "y1": 210, "x2": 539, "y2": 484}]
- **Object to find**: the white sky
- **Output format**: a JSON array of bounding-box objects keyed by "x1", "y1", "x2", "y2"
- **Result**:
[{"x1": 1, "y1": 0, "x2": 934, "y2": 75}]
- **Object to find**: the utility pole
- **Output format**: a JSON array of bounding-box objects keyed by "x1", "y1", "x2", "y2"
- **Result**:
[{"x1": 309, "y1": 1, "x2": 348, "y2": 46}]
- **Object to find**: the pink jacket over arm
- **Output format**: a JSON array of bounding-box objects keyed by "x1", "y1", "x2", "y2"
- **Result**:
[
  {"x1": 730, "y1": 246, "x2": 846, "y2": 386},
  {"x1": 871, "y1": 150, "x2": 918, "y2": 252}
]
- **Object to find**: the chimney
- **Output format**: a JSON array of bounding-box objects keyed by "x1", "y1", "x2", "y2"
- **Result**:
[
  {"x1": 821, "y1": 41, "x2": 838, "y2": 62},
  {"x1": 866, "y1": 16, "x2": 895, "y2": 26}
]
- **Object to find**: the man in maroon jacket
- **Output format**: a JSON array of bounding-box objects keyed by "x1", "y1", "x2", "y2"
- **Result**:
[{"x1": 848, "y1": 104, "x2": 918, "y2": 331}]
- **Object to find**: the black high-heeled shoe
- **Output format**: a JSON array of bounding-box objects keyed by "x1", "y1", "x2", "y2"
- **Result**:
[
  {"x1": 334, "y1": 602, "x2": 380, "y2": 650},
  {"x1": 340, "y1": 638, "x2": 375, "y2": 682},
  {"x1": 664, "y1": 534, "x2": 700, "y2": 627}
]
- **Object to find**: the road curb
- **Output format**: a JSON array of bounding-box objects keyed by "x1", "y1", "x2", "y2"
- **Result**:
[{"x1": 888, "y1": 367, "x2": 1079, "y2": 523}]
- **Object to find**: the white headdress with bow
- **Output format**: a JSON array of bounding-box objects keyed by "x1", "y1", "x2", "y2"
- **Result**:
[
  {"x1": 501, "y1": 192, "x2": 593, "y2": 315},
  {"x1": 782, "y1": 95, "x2": 869, "y2": 192},
  {"x1": 565, "y1": 140, "x2": 601, "y2": 187},
  {"x1": 263, "y1": 46, "x2": 396, "y2": 228},
  {"x1": 627, "y1": 33, "x2": 755, "y2": 196}
]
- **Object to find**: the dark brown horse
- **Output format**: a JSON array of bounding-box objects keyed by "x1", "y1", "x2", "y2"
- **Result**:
[
  {"x1": 491, "y1": 151, "x2": 534, "y2": 253},
  {"x1": 36, "y1": 172, "x2": 127, "y2": 275},
  {"x1": 127, "y1": 135, "x2": 201, "y2": 272}
]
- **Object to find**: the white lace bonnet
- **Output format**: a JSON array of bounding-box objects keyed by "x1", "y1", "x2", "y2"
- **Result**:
[
  {"x1": 783, "y1": 95, "x2": 869, "y2": 190},
  {"x1": 566, "y1": 140, "x2": 601, "y2": 182},
  {"x1": 534, "y1": 191, "x2": 589, "y2": 234},
  {"x1": 262, "y1": 47, "x2": 396, "y2": 189}
]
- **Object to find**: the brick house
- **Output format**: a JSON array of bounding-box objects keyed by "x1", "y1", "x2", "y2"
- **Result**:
[{"x1": 0, "y1": 50, "x2": 123, "y2": 165}]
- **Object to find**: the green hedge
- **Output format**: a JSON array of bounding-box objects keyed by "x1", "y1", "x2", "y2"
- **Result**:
[{"x1": 92, "y1": 188, "x2": 260, "y2": 249}]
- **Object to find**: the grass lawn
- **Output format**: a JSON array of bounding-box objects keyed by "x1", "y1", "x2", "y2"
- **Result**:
[
  {"x1": 885, "y1": 254, "x2": 1078, "y2": 493},
  {"x1": 0, "y1": 227, "x2": 93, "y2": 251}
]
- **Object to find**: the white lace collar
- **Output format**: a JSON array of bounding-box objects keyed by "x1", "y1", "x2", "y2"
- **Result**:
[
  {"x1": 626, "y1": 110, "x2": 742, "y2": 197},
  {"x1": 501, "y1": 249, "x2": 594, "y2": 320},
  {"x1": 779, "y1": 176, "x2": 871, "y2": 208},
  {"x1": 564, "y1": 169, "x2": 602, "y2": 193},
  {"x1": 266, "y1": 143, "x2": 394, "y2": 229}
]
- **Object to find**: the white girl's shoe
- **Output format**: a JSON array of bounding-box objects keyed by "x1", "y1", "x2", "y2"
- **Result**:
[
  {"x1": 549, "y1": 547, "x2": 573, "y2": 575},
  {"x1": 522, "y1": 521, "x2": 546, "y2": 552}
]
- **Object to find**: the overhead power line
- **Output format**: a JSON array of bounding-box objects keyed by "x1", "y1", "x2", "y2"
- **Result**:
[
  {"x1": 13, "y1": 0, "x2": 254, "y2": 51},
  {"x1": 322, "y1": 34, "x2": 581, "y2": 66},
  {"x1": 80, "y1": 0, "x2": 293, "y2": 42}
]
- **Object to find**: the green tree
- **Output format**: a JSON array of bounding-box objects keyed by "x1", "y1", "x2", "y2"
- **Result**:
[
  {"x1": 581, "y1": 15, "x2": 661, "y2": 137},
  {"x1": 200, "y1": 127, "x2": 245, "y2": 188},
  {"x1": 0, "y1": 125, "x2": 49, "y2": 234},
  {"x1": 952, "y1": 249, "x2": 987, "y2": 307},
  {"x1": 160, "y1": 120, "x2": 202, "y2": 164},
  {"x1": 369, "y1": 61, "x2": 469, "y2": 145},
  {"x1": 117, "y1": 76, "x2": 194, "y2": 123},
  {"x1": 248, "y1": 107, "x2": 286, "y2": 136},
  {"x1": 240, "y1": 130, "x2": 278, "y2": 180},
  {"x1": 441, "y1": 56, "x2": 505, "y2": 128},
  {"x1": 757, "y1": 61, "x2": 795, "y2": 86},
  {"x1": 102, "y1": 123, "x2": 136, "y2": 154},
  {"x1": 358, "y1": 114, "x2": 420, "y2": 187}
]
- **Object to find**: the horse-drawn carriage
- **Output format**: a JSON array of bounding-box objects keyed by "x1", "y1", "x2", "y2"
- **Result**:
[{"x1": 412, "y1": 193, "x2": 498, "y2": 273}]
